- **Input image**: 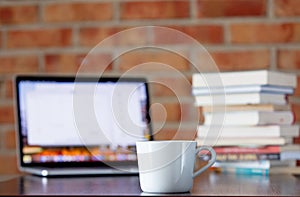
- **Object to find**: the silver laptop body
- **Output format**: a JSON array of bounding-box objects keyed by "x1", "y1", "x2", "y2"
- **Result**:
[{"x1": 14, "y1": 75, "x2": 153, "y2": 177}]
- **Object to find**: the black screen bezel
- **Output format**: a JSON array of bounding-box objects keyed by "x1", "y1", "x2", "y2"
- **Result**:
[{"x1": 14, "y1": 75, "x2": 153, "y2": 168}]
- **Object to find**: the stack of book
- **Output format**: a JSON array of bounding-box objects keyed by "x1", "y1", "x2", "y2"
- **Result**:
[{"x1": 192, "y1": 70, "x2": 300, "y2": 175}]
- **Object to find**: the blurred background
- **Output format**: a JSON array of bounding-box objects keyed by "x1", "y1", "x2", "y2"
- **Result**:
[{"x1": 0, "y1": 0, "x2": 300, "y2": 174}]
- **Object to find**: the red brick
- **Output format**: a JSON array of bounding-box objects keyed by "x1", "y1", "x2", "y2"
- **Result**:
[
  {"x1": 0, "y1": 55, "x2": 39, "y2": 74},
  {"x1": 0, "y1": 154, "x2": 20, "y2": 174},
  {"x1": 4, "y1": 130, "x2": 16, "y2": 150},
  {"x1": 5, "y1": 80, "x2": 13, "y2": 98},
  {"x1": 79, "y1": 27, "x2": 147, "y2": 47},
  {"x1": 79, "y1": 27, "x2": 120, "y2": 47},
  {"x1": 154, "y1": 129, "x2": 197, "y2": 140},
  {"x1": 230, "y1": 23, "x2": 300, "y2": 43},
  {"x1": 150, "y1": 76, "x2": 192, "y2": 97},
  {"x1": 195, "y1": 50, "x2": 270, "y2": 71},
  {"x1": 150, "y1": 102, "x2": 181, "y2": 122},
  {"x1": 0, "y1": 105, "x2": 15, "y2": 124},
  {"x1": 153, "y1": 25, "x2": 224, "y2": 44},
  {"x1": 197, "y1": 0, "x2": 266, "y2": 18},
  {"x1": 278, "y1": 50, "x2": 300, "y2": 70},
  {"x1": 198, "y1": 107, "x2": 205, "y2": 124},
  {"x1": 0, "y1": 80, "x2": 4, "y2": 97},
  {"x1": 291, "y1": 104, "x2": 300, "y2": 122},
  {"x1": 45, "y1": 53, "x2": 113, "y2": 74},
  {"x1": 118, "y1": 49, "x2": 190, "y2": 72},
  {"x1": 295, "y1": 77, "x2": 300, "y2": 96},
  {"x1": 0, "y1": 5, "x2": 38, "y2": 24},
  {"x1": 150, "y1": 100, "x2": 201, "y2": 125},
  {"x1": 44, "y1": 2, "x2": 113, "y2": 22},
  {"x1": 7, "y1": 28, "x2": 72, "y2": 48},
  {"x1": 120, "y1": 1, "x2": 190, "y2": 19},
  {"x1": 295, "y1": 137, "x2": 300, "y2": 144},
  {"x1": 274, "y1": 0, "x2": 300, "y2": 16}
]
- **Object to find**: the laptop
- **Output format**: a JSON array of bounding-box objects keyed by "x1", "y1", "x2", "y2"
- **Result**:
[{"x1": 14, "y1": 75, "x2": 153, "y2": 177}]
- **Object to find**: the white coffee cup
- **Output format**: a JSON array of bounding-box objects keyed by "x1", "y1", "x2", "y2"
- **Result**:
[{"x1": 136, "y1": 140, "x2": 216, "y2": 193}]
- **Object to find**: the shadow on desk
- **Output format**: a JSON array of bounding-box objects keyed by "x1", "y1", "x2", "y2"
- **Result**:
[{"x1": 0, "y1": 172, "x2": 300, "y2": 196}]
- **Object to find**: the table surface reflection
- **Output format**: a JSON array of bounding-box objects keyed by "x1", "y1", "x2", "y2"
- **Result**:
[{"x1": 0, "y1": 171, "x2": 300, "y2": 196}]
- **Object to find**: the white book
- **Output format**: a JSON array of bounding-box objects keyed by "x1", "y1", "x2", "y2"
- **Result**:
[
  {"x1": 213, "y1": 160, "x2": 297, "y2": 171},
  {"x1": 192, "y1": 84, "x2": 294, "y2": 95},
  {"x1": 192, "y1": 70, "x2": 297, "y2": 88},
  {"x1": 201, "y1": 104, "x2": 291, "y2": 113},
  {"x1": 213, "y1": 160, "x2": 271, "y2": 169},
  {"x1": 196, "y1": 137, "x2": 293, "y2": 147},
  {"x1": 203, "y1": 111, "x2": 294, "y2": 126},
  {"x1": 197, "y1": 125, "x2": 300, "y2": 138},
  {"x1": 194, "y1": 93, "x2": 287, "y2": 106}
]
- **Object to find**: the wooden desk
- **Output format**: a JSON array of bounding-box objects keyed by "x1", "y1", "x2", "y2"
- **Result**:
[{"x1": 0, "y1": 172, "x2": 299, "y2": 196}]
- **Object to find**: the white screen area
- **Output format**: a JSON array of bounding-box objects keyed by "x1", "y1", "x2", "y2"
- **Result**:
[{"x1": 22, "y1": 81, "x2": 147, "y2": 147}]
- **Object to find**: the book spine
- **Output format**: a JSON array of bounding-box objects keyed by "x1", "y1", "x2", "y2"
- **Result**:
[
  {"x1": 215, "y1": 167, "x2": 269, "y2": 175},
  {"x1": 214, "y1": 146, "x2": 280, "y2": 154},
  {"x1": 201, "y1": 104, "x2": 291, "y2": 113},
  {"x1": 192, "y1": 71, "x2": 296, "y2": 87},
  {"x1": 192, "y1": 85, "x2": 294, "y2": 95},
  {"x1": 216, "y1": 153, "x2": 281, "y2": 162},
  {"x1": 198, "y1": 125, "x2": 299, "y2": 138}
]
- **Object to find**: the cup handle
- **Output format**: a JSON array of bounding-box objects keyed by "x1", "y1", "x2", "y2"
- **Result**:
[{"x1": 193, "y1": 146, "x2": 216, "y2": 178}]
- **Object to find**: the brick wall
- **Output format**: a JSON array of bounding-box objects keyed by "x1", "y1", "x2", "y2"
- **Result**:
[{"x1": 1, "y1": 0, "x2": 300, "y2": 174}]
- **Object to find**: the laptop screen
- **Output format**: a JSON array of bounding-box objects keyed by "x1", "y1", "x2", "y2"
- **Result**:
[{"x1": 15, "y1": 75, "x2": 153, "y2": 168}]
